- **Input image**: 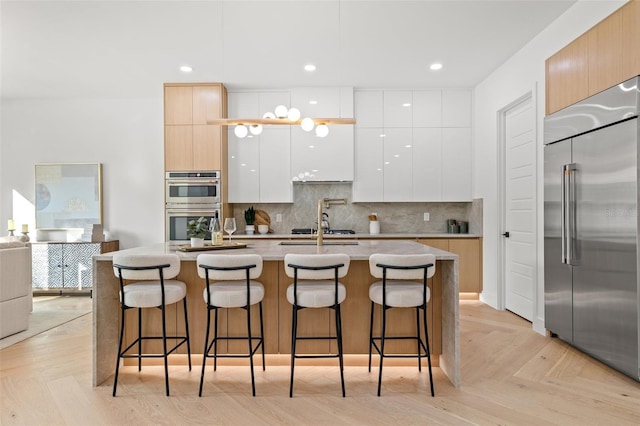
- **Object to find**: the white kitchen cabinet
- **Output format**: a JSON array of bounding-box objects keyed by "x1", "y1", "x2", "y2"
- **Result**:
[
  {"x1": 442, "y1": 90, "x2": 472, "y2": 128},
  {"x1": 290, "y1": 87, "x2": 354, "y2": 182},
  {"x1": 353, "y1": 128, "x2": 384, "y2": 202},
  {"x1": 259, "y1": 127, "x2": 292, "y2": 202},
  {"x1": 227, "y1": 91, "x2": 292, "y2": 203},
  {"x1": 291, "y1": 125, "x2": 354, "y2": 182},
  {"x1": 354, "y1": 91, "x2": 383, "y2": 128},
  {"x1": 383, "y1": 128, "x2": 413, "y2": 201},
  {"x1": 442, "y1": 127, "x2": 472, "y2": 201},
  {"x1": 383, "y1": 91, "x2": 413, "y2": 128},
  {"x1": 412, "y1": 128, "x2": 443, "y2": 200},
  {"x1": 413, "y1": 90, "x2": 442, "y2": 127}
]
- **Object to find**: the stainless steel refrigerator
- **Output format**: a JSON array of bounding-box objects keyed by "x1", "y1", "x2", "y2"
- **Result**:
[{"x1": 544, "y1": 75, "x2": 640, "y2": 381}]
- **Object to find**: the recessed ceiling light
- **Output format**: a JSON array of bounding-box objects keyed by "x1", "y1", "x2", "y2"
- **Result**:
[
  {"x1": 402, "y1": 103, "x2": 411, "y2": 107},
  {"x1": 180, "y1": 65, "x2": 193, "y2": 73},
  {"x1": 304, "y1": 64, "x2": 317, "y2": 72},
  {"x1": 309, "y1": 100, "x2": 318, "y2": 105},
  {"x1": 430, "y1": 63, "x2": 443, "y2": 71}
]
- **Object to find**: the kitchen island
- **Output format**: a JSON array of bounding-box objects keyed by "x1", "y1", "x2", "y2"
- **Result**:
[{"x1": 92, "y1": 239, "x2": 460, "y2": 388}]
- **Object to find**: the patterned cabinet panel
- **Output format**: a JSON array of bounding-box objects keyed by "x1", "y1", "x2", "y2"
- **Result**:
[{"x1": 32, "y1": 241, "x2": 119, "y2": 290}]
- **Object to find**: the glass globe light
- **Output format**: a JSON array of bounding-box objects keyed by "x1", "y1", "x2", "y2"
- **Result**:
[
  {"x1": 262, "y1": 112, "x2": 276, "y2": 119},
  {"x1": 249, "y1": 124, "x2": 263, "y2": 135},
  {"x1": 234, "y1": 125, "x2": 248, "y2": 138},
  {"x1": 315, "y1": 124, "x2": 329, "y2": 137},
  {"x1": 287, "y1": 107, "x2": 301, "y2": 121},
  {"x1": 301, "y1": 117, "x2": 315, "y2": 132},
  {"x1": 274, "y1": 105, "x2": 288, "y2": 118}
]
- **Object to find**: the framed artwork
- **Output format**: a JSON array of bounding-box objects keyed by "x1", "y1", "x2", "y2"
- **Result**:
[{"x1": 35, "y1": 163, "x2": 102, "y2": 229}]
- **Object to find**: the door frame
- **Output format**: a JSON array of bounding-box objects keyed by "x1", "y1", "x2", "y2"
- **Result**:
[{"x1": 496, "y1": 85, "x2": 538, "y2": 326}]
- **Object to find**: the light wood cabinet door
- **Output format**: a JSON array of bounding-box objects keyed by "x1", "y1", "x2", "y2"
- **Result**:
[
  {"x1": 418, "y1": 238, "x2": 482, "y2": 293},
  {"x1": 164, "y1": 86, "x2": 192, "y2": 125},
  {"x1": 621, "y1": 0, "x2": 640, "y2": 82},
  {"x1": 164, "y1": 126, "x2": 193, "y2": 171},
  {"x1": 448, "y1": 238, "x2": 482, "y2": 293},
  {"x1": 193, "y1": 125, "x2": 221, "y2": 170},
  {"x1": 588, "y1": 8, "x2": 623, "y2": 96},
  {"x1": 545, "y1": 33, "x2": 589, "y2": 115},
  {"x1": 193, "y1": 85, "x2": 222, "y2": 125}
]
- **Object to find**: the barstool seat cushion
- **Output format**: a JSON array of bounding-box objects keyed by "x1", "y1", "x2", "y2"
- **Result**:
[
  {"x1": 286, "y1": 281, "x2": 346, "y2": 308},
  {"x1": 203, "y1": 281, "x2": 265, "y2": 308},
  {"x1": 369, "y1": 281, "x2": 431, "y2": 308},
  {"x1": 122, "y1": 280, "x2": 187, "y2": 308}
]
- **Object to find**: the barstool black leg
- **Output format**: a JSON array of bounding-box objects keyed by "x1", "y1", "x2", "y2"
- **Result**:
[
  {"x1": 183, "y1": 298, "x2": 191, "y2": 371},
  {"x1": 161, "y1": 303, "x2": 170, "y2": 396},
  {"x1": 137, "y1": 308, "x2": 142, "y2": 372},
  {"x1": 336, "y1": 304, "x2": 346, "y2": 398},
  {"x1": 259, "y1": 302, "x2": 266, "y2": 371},
  {"x1": 377, "y1": 306, "x2": 387, "y2": 397},
  {"x1": 113, "y1": 305, "x2": 126, "y2": 397},
  {"x1": 289, "y1": 305, "x2": 298, "y2": 398},
  {"x1": 423, "y1": 304, "x2": 434, "y2": 397},
  {"x1": 416, "y1": 307, "x2": 422, "y2": 372},
  {"x1": 368, "y1": 301, "x2": 374, "y2": 373},
  {"x1": 247, "y1": 304, "x2": 256, "y2": 397},
  {"x1": 213, "y1": 307, "x2": 219, "y2": 372},
  {"x1": 199, "y1": 307, "x2": 212, "y2": 397}
]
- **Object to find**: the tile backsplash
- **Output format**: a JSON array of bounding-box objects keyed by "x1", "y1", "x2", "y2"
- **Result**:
[{"x1": 231, "y1": 184, "x2": 482, "y2": 235}]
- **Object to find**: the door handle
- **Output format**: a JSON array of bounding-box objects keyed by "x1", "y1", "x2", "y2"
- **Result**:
[{"x1": 502, "y1": 232, "x2": 510, "y2": 238}]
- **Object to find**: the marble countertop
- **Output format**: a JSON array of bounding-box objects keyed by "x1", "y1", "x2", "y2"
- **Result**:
[
  {"x1": 205, "y1": 232, "x2": 481, "y2": 239},
  {"x1": 96, "y1": 239, "x2": 458, "y2": 262}
]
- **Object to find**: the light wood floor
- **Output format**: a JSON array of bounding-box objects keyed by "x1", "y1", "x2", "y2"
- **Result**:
[{"x1": 1, "y1": 300, "x2": 639, "y2": 425}]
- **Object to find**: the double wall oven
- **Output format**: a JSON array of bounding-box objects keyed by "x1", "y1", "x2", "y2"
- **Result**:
[{"x1": 165, "y1": 171, "x2": 221, "y2": 241}]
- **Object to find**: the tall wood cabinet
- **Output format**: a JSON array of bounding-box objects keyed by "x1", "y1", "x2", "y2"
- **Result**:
[
  {"x1": 546, "y1": 0, "x2": 639, "y2": 115},
  {"x1": 164, "y1": 83, "x2": 228, "y2": 172}
]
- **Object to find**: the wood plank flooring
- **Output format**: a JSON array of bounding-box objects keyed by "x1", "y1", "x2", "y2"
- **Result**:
[{"x1": 1, "y1": 300, "x2": 639, "y2": 425}]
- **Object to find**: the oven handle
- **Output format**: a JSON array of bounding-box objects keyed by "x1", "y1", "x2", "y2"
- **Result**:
[{"x1": 166, "y1": 179, "x2": 219, "y2": 185}]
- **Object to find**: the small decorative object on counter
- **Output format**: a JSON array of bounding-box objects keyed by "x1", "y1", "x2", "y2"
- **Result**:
[
  {"x1": 244, "y1": 206, "x2": 256, "y2": 235},
  {"x1": 447, "y1": 219, "x2": 459, "y2": 234},
  {"x1": 458, "y1": 221, "x2": 468, "y2": 234},
  {"x1": 369, "y1": 213, "x2": 380, "y2": 234},
  {"x1": 7, "y1": 219, "x2": 15, "y2": 237},
  {"x1": 258, "y1": 224, "x2": 269, "y2": 234},
  {"x1": 210, "y1": 216, "x2": 223, "y2": 245},
  {"x1": 19, "y1": 224, "x2": 30, "y2": 243}
]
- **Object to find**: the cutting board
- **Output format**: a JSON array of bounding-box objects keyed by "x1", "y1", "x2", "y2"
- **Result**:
[{"x1": 254, "y1": 209, "x2": 273, "y2": 233}]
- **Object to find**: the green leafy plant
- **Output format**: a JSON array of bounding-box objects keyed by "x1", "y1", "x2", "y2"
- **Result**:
[
  {"x1": 187, "y1": 216, "x2": 209, "y2": 239},
  {"x1": 244, "y1": 206, "x2": 256, "y2": 225}
]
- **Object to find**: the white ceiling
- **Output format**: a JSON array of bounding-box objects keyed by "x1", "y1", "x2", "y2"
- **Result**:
[{"x1": 1, "y1": 0, "x2": 577, "y2": 99}]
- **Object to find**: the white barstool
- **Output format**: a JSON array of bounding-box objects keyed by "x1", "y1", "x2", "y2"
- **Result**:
[
  {"x1": 112, "y1": 253, "x2": 191, "y2": 397},
  {"x1": 284, "y1": 253, "x2": 350, "y2": 398},
  {"x1": 368, "y1": 253, "x2": 436, "y2": 396},
  {"x1": 196, "y1": 254, "x2": 265, "y2": 397}
]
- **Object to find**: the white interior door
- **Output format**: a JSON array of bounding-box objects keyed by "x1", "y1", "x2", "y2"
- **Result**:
[{"x1": 503, "y1": 96, "x2": 536, "y2": 321}]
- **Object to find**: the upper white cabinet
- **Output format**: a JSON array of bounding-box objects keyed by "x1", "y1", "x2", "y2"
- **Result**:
[
  {"x1": 442, "y1": 90, "x2": 472, "y2": 128},
  {"x1": 227, "y1": 91, "x2": 293, "y2": 203},
  {"x1": 290, "y1": 87, "x2": 354, "y2": 182},
  {"x1": 353, "y1": 88, "x2": 472, "y2": 202}
]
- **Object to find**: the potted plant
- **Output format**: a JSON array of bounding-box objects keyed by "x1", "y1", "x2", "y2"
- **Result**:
[
  {"x1": 244, "y1": 206, "x2": 256, "y2": 235},
  {"x1": 187, "y1": 216, "x2": 208, "y2": 247}
]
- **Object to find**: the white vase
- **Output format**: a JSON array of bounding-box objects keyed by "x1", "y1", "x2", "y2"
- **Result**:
[
  {"x1": 190, "y1": 237, "x2": 205, "y2": 247},
  {"x1": 245, "y1": 225, "x2": 255, "y2": 235}
]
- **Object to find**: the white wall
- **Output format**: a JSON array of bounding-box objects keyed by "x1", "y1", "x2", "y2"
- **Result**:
[
  {"x1": 473, "y1": 0, "x2": 626, "y2": 333},
  {"x1": 1, "y1": 96, "x2": 165, "y2": 248}
]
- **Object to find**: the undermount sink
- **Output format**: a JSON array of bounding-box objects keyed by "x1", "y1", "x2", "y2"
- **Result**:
[{"x1": 279, "y1": 241, "x2": 359, "y2": 246}]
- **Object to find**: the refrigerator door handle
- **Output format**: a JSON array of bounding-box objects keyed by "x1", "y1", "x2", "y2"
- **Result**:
[{"x1": 563, "y1": 163, "x2": 577, "y2": 264}]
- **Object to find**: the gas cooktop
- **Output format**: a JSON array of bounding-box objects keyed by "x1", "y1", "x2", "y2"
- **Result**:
[{"x1": 291, "y1": 228, "x2": 355, "y2": 235}]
